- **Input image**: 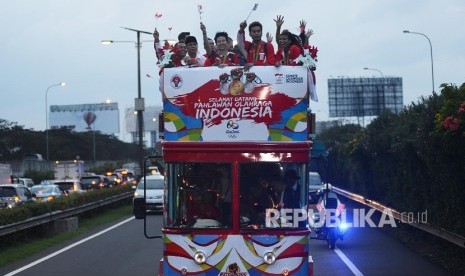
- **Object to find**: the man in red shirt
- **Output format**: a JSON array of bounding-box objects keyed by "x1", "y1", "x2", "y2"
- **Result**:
[{"x1": 237, "y1": 21, "x2": 275, "y2": 71}]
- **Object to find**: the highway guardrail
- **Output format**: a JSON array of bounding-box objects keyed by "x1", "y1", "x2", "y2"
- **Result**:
[
  {"x1": 332, "y1": 186, "x2": 465, "y2": 249},
  {"x1": 0, "y1": 192, "x2": 133, "y2": 237}
]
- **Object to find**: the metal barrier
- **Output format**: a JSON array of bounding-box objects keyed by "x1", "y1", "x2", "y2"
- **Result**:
[
  {"x1": 0, "y1": 192, "x2": 133, "y2": 237},
  {"x1": 332, "y1": 186, "x2": 465, "y2": 249}
]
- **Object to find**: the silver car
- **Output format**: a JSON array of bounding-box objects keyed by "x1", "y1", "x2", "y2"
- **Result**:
[{"x1": 0, "y1": 184, "x2": 33, "y2": 208}]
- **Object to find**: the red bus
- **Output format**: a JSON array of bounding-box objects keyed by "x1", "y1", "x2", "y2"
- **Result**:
[{"x1": 135, "y1": 65, "x2": 314, "y2": 275}]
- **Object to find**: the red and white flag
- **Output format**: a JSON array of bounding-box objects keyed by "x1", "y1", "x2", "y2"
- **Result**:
[{"x1": 154, "y1": 12, "x2": 162, "y2": 19}]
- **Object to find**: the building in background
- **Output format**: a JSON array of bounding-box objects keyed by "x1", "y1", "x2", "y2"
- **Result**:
[
  {"x1": 328, "y1": 77, "x2": 403, "y2": 125},
  {"x1": 125, "y1": 105, "x2": 162, "y2": 149},
  {"x1": 49, "y1": 103, "x2": 119, "y2": 134}
]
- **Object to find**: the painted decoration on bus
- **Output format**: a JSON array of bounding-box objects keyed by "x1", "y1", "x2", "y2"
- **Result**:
[
  {"x1": 162, "y1": 66, "x2": 309, "y2": 142},
  {"x1": 162, "y1": 234, "x2": 309, "y2": 275}
]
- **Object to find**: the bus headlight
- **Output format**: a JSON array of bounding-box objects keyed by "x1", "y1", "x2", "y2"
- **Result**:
[
  {"x1": 193, "y1": 251, "x2": 206, "y2": 264},
  {"x1": 263, "y1": 251, "x2": 276, "y2": 265}
]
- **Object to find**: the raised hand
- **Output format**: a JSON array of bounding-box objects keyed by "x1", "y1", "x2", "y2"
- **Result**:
[
  {"x1": 274, "y1": 15, "x2": 284, "y2": 27},
  {"x1": 240, "y1": 21, "x2": 247, "y2": 31},
  {"x1": 153, "y1": 28, "x2": 159, "y2": 39},
  {"x1": 266, "y1": 32, "x2": 273, "y2": 43},
  {"x1": 306, "y1": 29, "x2": 314, "y2": 38},
  {"x1": 153, "y1": 28, "x2": 160, "y2": 43},
  {"x1": 200, "y1": 22, "x2": 206, "y2": 33},
  {"x1": 299, "y1": 20, "x2": 307, "y2": 33}
]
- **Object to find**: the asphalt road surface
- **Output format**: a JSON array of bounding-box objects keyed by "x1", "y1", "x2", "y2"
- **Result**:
[{"x1": 0, "y1": 213, "x2": 450, "y2": 276}]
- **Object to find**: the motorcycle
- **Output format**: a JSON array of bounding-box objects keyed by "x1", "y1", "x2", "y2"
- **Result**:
[{"x1": 308, "y1": 186, "x2": 348, "y2": 249}]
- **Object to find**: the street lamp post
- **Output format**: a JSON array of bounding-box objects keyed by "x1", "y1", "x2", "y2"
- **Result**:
[
  {"x1": 92, "y1": 124, "x2": 96, "y2": 161},
  {"x1": 403, "y1": 30, "x2": 435, "y2": 92},
  {"x1": 363, "y1": 67, "x2": 384, "y2": 78},
  {"x1": 45, "y1": 82, "x2": 66, "y2": 161},
  {"x1": 364, "y1": 67, "x2": 385, "y2": 114},
  {"x1": 102, "y1": 27, "x2": 152, "y2": 176}
]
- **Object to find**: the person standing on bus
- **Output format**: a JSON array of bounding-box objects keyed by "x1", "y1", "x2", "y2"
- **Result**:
[
  {"x1": 274, "y1": 30, "x2": 303, "y2": 67},
  {"x1": 237, "y1": 20, "x2": 275, "y2": 71},
  {"x1": 204, "y1": 32, "x2": 240, "y2": 67},
  {"x1": 184, "y1": 36, "x2": 206, "y2": 67}
]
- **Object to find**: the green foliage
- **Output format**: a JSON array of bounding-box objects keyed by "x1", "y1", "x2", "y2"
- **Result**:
[
  {"x1": 0, "y1": 121, "x2": 141, "y2": 161},
  {"x1": 434, "y1": 83, "x2": 465, "y2": 134},
  {"x1": 88, "y1": 162, "x2": 123, "y2": 175},
  {"x1": 318, "y1": 83, "x2": 465, "y2": 236},
  {"x1": 23, "y1": 170, "x2": 54, "y2": 185},
  {"x1": 0, "y1": 206, "x2": 31, "y2": 225}
]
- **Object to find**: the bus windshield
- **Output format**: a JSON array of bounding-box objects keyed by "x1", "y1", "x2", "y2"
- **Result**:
[
  {"x1": 165, "y1": 162, "x2": 231, "y2": 229},
  {"x1": 164, "y1": 162, "x2": 307, "y2": 229}
]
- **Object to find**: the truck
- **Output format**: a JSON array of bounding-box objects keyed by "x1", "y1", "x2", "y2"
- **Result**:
[
  {"x1": 0, "y1": 163, "x2": 12, "y2": 184},
  {"x1": 54, "y1": 160, "x2": 84, "y2": 180}
]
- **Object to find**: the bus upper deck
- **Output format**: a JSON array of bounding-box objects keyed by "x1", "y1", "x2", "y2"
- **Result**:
[{"x1": 137, "y1": 65, "x2": 315, "y2": 275}]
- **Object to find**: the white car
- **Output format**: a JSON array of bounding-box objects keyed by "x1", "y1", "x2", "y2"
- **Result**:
[
  {"x1": 53, "y1": 179, "x2": 86, "y2": 194},
  {"x1": 17, "y1": 178, "x2": 35, "y2": 188},
  {"x1": 133, "y1": 174, "x2": 164, "y2": 213}
]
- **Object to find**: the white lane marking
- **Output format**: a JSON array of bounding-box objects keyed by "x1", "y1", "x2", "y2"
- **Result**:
[
  {"x1": 334, "y1": 247, "x2": 364, "y2": 276},
  {"x1": 5, "y1": 217, "x2": 135, "y2": 276}
]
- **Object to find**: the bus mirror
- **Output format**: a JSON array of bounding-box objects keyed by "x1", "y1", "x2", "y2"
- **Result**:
[{"x1": 133, "y1": 198, "x2": 146, "y2": 219}]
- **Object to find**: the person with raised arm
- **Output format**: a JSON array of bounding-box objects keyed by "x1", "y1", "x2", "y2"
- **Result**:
[
  {"x1": 237, "y1": 20, "x2": 275, "y2": 71},
  {"x1": 204, "y1": 31, "x2": 240, "y2": 67},
  {"x1": 274, "y1": 30, "x2": 303, "y2": 67}
]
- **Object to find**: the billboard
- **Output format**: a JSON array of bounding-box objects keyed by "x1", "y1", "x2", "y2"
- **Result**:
[
  {"x1": 125, "y1": 105, "x2": 162, "y2": 133},
  {"x1": 328, "y1": 77, "x2": 403, "y2": 117},
  {"x1": 49, "y1": 103, "x2": 119, "y2": 134},
  {"x1": 161, "y1": 66, "x2": 309, "y2": 142}
]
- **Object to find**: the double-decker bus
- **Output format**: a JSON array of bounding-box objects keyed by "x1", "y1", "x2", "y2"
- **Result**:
[{"x1": 135, "y1": 65, "x2": 314, "y2": 275}]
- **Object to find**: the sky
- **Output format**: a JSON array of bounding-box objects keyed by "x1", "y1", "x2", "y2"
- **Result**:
[{"x1": 1, "y1": 0, "x2": 464, "y2": 141}]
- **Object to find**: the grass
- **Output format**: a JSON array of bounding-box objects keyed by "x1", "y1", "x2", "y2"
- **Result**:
[{"x1": 0, "y1": 203, "x2": 133, "y2": 268}]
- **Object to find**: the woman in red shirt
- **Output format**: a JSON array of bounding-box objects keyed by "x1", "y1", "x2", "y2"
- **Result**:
[{"x1": 275, "y1": 31, "x2": 303, "y2": 67}]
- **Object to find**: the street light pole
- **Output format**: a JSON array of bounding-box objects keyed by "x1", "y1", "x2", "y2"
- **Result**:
[
  {"x1": 363, "y1": 67, "x2": 384, "y2": 78},
  {"x1": 45, "y1": 82, "x2": 66, "y2": 161},
  {"x1": 103, "y1": 27, "x2": 152, "y2": 176},
  {"x1": 403, "y1": 30, "x2": 435, "y2": 92},
  {"x1": 364, "y1": 67, "x2": 386, "y2": 113}
]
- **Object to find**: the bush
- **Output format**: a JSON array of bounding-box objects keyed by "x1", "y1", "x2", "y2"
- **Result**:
[{"x1": 0, "y1": 206, "x2": 31, "y2": 225}]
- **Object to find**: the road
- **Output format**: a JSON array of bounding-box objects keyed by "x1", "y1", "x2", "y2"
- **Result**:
[{"x1": 0, "y1": 213, "x2": 450, "y2": 276}]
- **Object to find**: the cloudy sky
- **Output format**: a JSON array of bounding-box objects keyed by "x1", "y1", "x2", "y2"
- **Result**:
[{"x1": 1, "y1": 0, "x2": 464, "y2": 140}]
